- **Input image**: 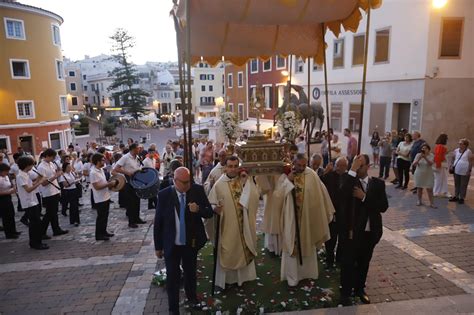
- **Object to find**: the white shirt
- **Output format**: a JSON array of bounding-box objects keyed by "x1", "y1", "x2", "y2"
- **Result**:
[
  {"x1": 348, "y1": 170, "x2": 370, "y2": 231},
  {"x1": 116, "y1": 152, "x2": 141, "y2": 175},
  {"x1": 9, "y1": 163, "x2": 19, "y2": 177},
  {"x1": 90, "y1": 166, "x2": 110, "y2": 203},
  {"x1": 0, "y1": 175, "x2": 12, "y2": 193},
  {"x1": 29, "y1": 168, "x2": 40, "y2": 195},
  {"x1": 73, "y1": 160, "x2": 83, "y2": 173},
  {"x1": 59, "y1": 172, "x2": 77, "y2": 190},
  {"x1": 83, "y1": 162, "x2": 91, "y2": 182},
  {"x1": 143, "y1": 156, "x2": 155, "y2": 168},
  {"x1": 37, "y1": 160, "x2": 60, "y2": 197},
  {"x1": 174, "y1": 190, "x2": 187, "y2": 245},
  {"x1": 16, "y1": 170, "x2": 39, "y2": 208},
  {"x1": 453, "y1": 148, "x2": 472, "y2": 176},
  {"x1": 297, "y1": 141, "x2": 306, "y2": 154}
]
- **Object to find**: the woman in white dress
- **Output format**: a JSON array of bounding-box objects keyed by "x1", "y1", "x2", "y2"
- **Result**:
[{"x1": 413, "y1": 144, "x2": 436, "y2": 208}]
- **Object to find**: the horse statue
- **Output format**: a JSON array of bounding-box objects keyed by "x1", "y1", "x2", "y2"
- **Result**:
[{"x1": 273, "y1": 82, "x2": 325, "y2": 140}]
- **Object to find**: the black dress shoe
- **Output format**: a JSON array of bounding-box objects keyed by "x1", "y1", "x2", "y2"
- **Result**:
[
  {"x1": 6, "y1": 234, "x2": 19, "y2": 239},
  {"x1": 105, "y1": 232, "x2": 115, "y2": 237},
  {"x1": 449, "y1": 196, "x2": 458, "y2": 202},
  {"x1": 128, "y1": 224, "x2": 138, "y2": 228},
  {"x1": 53, "y1": 230, "x2": 69, "y2": 236},
  {"x1": 339, "y1": 295, "x2": 352, "y2": 306},
  {"x1": 136, "y1": 219, "x2": 147, "y2": 224},
  {"x1": 96, "y1": 236, "x2": 110, "y2": 241},
  {"x1": 14, "y1": 231, "x2": 22, "y2": 236},
  {"x1": 42, "y1": 234, "x2": 51, "y2": 240},
  {"x1": 458, "y1": 199, "x2": 465, "y2": 204},
  {"x1": 356, "y1": 290, "x2": 371, "y2": 304},
  {"x1": 395, "y1": 185, "x2": 402, "y2": 189},
  {"x1": 30, "y1": 244, "x2": 49, "y2": 250}
]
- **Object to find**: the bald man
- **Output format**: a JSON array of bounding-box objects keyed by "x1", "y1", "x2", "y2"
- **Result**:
[{"x1": 154, "y1": 167, "x2": 214, "y2": 314}]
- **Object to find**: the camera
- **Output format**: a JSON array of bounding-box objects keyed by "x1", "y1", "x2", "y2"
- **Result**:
[{"x1": 167, "y1": 158, "x2": 171, "y2": 162}]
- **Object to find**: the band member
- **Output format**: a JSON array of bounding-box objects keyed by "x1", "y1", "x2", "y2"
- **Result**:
[
  {"x1": 113, "y1": 143, "x2": 146, "y2": 228},
  {"x1": 142, "y1": 149, "x2": 157, "y2": 209},
  {"x1": 37, "y1": 148, "x2": 69, "y2": 238},
  {"x1": 339, "y1": 155, "x2": 388, "y2": 305},
  {"x1": 90, "y1": 153, "x2": 116, "y2": 241},
  {"x1": 59, "y1": 163, "x2": 80, "y2": 226},
  {"x1": 16, "y1": 156, "x2": 48, "y2": 249},
  {"x1": 0, "y1": 163, "x2": 21, "y2": 239},
  {"x1": 154, "y1": 167, "x2": 214, "y2": 314},
  {"x1": 112, "y1": 153, "x2": 125, "y2": 208}
]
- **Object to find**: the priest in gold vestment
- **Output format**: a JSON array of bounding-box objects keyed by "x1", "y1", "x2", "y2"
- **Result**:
[
  {"x1": 279, "y1": 153, "x2": 335, "y2": 286},
  {"x1": 208, "y1": 156, "x2": 260, "y2": 289}
]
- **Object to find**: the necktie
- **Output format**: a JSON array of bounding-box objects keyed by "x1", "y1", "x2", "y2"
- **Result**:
[{"x1": 179, "y1": 193, "x2": 186, "y2": 245}]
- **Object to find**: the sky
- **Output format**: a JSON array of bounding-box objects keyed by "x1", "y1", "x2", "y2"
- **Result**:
[{"x1": 21, "y1": 0, "x2": 178, "y2": 64}]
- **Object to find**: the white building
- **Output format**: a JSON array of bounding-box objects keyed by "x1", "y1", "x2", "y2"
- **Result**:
[
  {"x1": 292, "y1": 0, "x2": 473, "y2": 154},
  {"x1": 193, "y1": 62, "x2": 225, "y2": 121}
]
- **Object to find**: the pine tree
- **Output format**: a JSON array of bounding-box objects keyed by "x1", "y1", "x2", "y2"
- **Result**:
[{"x1": 108, "y1": 28, "x2": 150, "y2": 120}]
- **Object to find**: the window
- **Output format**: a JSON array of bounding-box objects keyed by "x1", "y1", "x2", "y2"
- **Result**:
[
  {"x1": 263, "y1": 86, "x2": 272, "y2": 109},
  {"x1": 15, "y1": 101, "x2": 35, "y2": 119},
  {"x1": 238, "y1": 104, "x2": 244, "y2": 121},
  {"x1": 10, "y1": 59, "x2": 30, "y2": 79},
  {"x1": 295, "y1": 57, "x2": 304, "y2": 73},
  {"x1": 333, "y1": 39, "x2": 344, "y2": 68},
  {"x1": 200, "y1": 74, "x2": 206, "y2": 80},
  {"x1": 70, "y1": 83, "x2": 76, "y2": 91},
  {"x1": 84, "y1": 96, "x2": 89, "y2": 103},
  {"x1": 83, "y1": 85, "x2": 88, "y2": 91},
  {"x1": 71, "y1": 97, "x2": 78, "y2": 106},
  {"x1": 91, "y1": 84, "x2": 95, "y2": 91},
  {"x1": 59, "y1": 96, "x2": 68, "y2": 116},
  {"x1": 101, "y1": 83, "x2": 104, "y2": 91},
  {"x1": 238, "y1": 72, "x2": 243, "y2": 87},
  {"x1": 228, "y1": 103, "x2": 234, "y2": 112},
  {"x1": 82, "y1": 74, "x2": 87, "y2": 80},
  {"x1": 68, "y1": 71, "x2": 75, "y2": 77},
  {"x1": 207, "y1": 74, "x2": 215, "y2": 80},
  {"x1": 51, "y1": 24, "x2": 61, "y2": 46},
  {"x1": 330, "y1": 103, "x2": 342, "y2": 132},
  {"x1": 228, "y1": 73, "x2": 233, "y2": 88},
  {"x1": 0, "y1": 136, "x2": 11, "y2": 153},
  {"x1": 375, "y1": 29, "x2": 390, "y2": 63},
  {"x1": 349, "y1": 103, "x2": 361, "y2": 132},
  {"x1": 276, "y1": 56, "x2": 286, "y2": 69},
  {"x1": 201, "y1": 85, "x2": 206, "y2": 92},
  {"x1": 263, "y1": 59, "x2": 272, "y2": 72},
  {"x1": 440, "y1": 18, "x2": 464, "y2": 58},
  {"x1": 313, "y1": 60, "x2": 322, "y2": 71},
  {"x1": 4, "y1": 18, "x2": 25, "y2": 40},
  {"x1": 352, "y1": 34, "x2": 365, "y2": 66},
  {"x1": 209, "y1": 85, "x2": 213, "y2": 92},
  {"x1": 49, "y1": 132, "x2": 62, "y2": 150},
  {"x1": 250, "y1": 59, "x2": 258, "y2": 73},
  {"x1": 56, "y1": 60, "x2": 65, "y2": 80}
]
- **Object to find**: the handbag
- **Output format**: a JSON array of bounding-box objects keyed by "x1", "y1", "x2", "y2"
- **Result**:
[{"x1": 449, "y1": 150, "x2": 465, "y2": 174}]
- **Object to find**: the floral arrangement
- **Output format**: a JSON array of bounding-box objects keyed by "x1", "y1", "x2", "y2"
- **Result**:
[
  {"x1": 277, "y1": 111, "x2": 300, "y2": 142},
  {"x1": 151, "y1": 268, "x2": 167, "y2": 287},
  {"x1": 219, "y1": 111, "x2": 240, "y2": 142}
]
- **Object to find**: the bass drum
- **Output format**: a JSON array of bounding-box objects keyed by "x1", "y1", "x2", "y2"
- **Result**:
[{"x1": 130, "y1": 167, "x2": 161, "y2": 199}]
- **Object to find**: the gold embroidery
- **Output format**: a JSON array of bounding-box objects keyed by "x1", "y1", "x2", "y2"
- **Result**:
[
  {"x1": 228, "y1": 178, "x2": 254, "y2": 265},
  {"x1": 292, "y1": 173, "x2": 305, "y2": 257}
]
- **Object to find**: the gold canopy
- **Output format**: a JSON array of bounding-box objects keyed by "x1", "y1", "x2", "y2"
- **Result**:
[{"x1": 174, "y1": 0, "x2": 382, "y2": 66}]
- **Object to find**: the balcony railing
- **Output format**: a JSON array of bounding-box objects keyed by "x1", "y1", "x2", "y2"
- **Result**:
[{"x1": 200, "y1": 102, "x2": 216, "y2": 106}]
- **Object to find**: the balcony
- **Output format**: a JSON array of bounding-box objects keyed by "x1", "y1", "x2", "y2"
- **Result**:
[{"x1": 200, "y1": 101, "x2": 216, "y2": 106}]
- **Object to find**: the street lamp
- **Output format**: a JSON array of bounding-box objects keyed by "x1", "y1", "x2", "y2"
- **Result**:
[
  {"x1": 97, "y1": 114, "x2": 101, "y2": 143},
  {"x1": 119, "y1": 116, "x2": 124, "y2": 143},
  {"x1": 432, "y1": 0, "x2": 448, "y2": 9}
]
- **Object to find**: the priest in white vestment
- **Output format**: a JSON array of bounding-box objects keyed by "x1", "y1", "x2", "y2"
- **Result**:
[
  {"x1": 208, "y1": 156, "x2": 260, "y2": 289},
  {"x1": 279, "y1": 153, "x2": 335, "y2": 286}
]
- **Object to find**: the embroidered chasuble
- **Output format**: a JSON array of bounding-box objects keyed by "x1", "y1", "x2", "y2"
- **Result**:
[
  {"x1": 208, "y1": 174, "x2": 259, "y2": 287},
  {"x1": 279, "y1": 167, "x2": 335, "y2": 286}
]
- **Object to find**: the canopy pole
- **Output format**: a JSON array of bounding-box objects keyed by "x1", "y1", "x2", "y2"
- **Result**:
[
  {"x1": 172, "y1": 5, "x2": 188, "y2": 170},
  {"x1": 185, "y1": 0, "x2": 194, "y2": 173},
  {"x1": 357, "y1": 1, "x2": 372, "y2": 154},
  {"x1": 321, "y1": 23, "x2": 332, "y2": 162},
  {"x1": 307, "y1": 58, "x2": 311, "y2": 163}
]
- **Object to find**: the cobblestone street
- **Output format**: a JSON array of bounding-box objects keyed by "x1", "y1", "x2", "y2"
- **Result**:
[{"x1": 1, "y1": 170, "x2": 473, "y2": 314}]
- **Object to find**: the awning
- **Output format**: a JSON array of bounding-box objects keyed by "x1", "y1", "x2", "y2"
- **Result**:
[
  {"x1": 239, "y1": 119, "x2": 274, "y2": 132},
  {"x1": 174, "y1": 0, "x2": 382, "y2": 66}
]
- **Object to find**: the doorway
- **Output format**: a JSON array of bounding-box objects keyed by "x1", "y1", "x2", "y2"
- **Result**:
[
  {"x1": 19, "y1": 135, "x2": 34, "y2": 155},
  {"x1": 392, "y1": 103, "x2": 410, "y2": 132}
]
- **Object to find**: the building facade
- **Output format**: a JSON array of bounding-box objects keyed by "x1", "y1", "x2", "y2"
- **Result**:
[
  {"x1": 291, "y1": 0, "x2": 473, "y2": 154},
  {"x1": 193, "y1": 62, "x2": 224, "y2": 121},
  {"x1": 0, "y1": 1, "x2": 71, "y2": 156},
  {"x1": 224, "y1": 63, "x2": 248, "y2": 121},
  {"x1": 244, "y1": 56, "x2": 289, "y2": 133},
  {"x1": 64, "y1": 63, "x2": 85, "y2": 115}
]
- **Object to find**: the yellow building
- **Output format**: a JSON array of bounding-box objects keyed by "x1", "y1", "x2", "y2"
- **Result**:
[{"x1": 0, "y1": 0, "x2": 71, "y2": 157}]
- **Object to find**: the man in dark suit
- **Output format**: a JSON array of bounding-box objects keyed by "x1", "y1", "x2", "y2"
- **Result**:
[
  {"x1": 154, "y1": 167, "x2": 215, "y2": 315},
  {"x1": 321, "y1": 156, "x2": 348, "y2": 268},
  {"x1": 339, "y1": 154, "x2": 388, "y2": 306}
]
